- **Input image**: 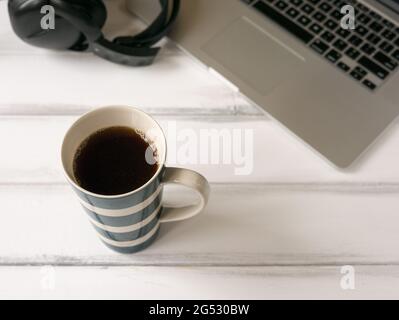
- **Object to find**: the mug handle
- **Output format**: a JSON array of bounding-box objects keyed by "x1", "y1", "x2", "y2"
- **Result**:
[{"x1": 159, "y1": 167, "x2": 210, "y2": 223}]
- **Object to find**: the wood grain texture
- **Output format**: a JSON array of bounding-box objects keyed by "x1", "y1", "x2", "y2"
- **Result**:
[
  {"x1": 1, "y1": 117, "x2": 399, "y2": 185},
  {"x1": 1, "y1": 266, "x2": 399, "y2": 299},
  {"x1": 1, "y1": 0, "x2": 399, "y2": 299},
  {"x1": 1, "y1": 184, "x2": 399, "y2": 266},
  {"x1": 0, "y1": 0, "x2": 255, "y2": 116}
]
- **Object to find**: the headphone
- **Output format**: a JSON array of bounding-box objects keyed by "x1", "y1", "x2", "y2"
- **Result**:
[{"x1": 8, "y1": 0, "x2": 180, "y2": 66}]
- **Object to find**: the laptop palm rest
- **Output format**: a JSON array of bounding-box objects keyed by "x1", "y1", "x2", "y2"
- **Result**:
[{"x1": 202, "y1": 17, "x2": 305, "y2": 96}]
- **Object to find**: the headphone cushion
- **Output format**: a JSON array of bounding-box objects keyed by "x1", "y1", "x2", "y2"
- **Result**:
[{"x1": 8, "y1": 0, "x2": 107, "y2": 50}]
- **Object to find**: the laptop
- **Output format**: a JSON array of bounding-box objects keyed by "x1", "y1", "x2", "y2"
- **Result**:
[{"x1": 128, "y1": 0, "x2": 399, "y2": 168}]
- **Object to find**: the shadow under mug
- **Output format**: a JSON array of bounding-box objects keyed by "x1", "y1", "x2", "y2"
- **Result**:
[{"x1": 61, "y1": 106, "x2": 210, "y2": 254}]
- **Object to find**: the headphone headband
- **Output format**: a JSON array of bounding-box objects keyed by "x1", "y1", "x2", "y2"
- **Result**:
[
  {"x1": 94, "y1": 0, "x2": 180, "y2": 66},
  {"x1": 93, "y1": 36, "x2": 161, "y2": 66}
]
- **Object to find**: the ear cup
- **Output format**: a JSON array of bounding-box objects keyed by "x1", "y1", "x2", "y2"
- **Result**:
[{"x1": 8, "y1": 0, "x2": 107, "y2": 50}]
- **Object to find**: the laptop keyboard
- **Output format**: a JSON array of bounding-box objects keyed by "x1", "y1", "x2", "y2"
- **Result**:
[{"x1": 241, "y1": 0, "x2": 399, "y2": 91}]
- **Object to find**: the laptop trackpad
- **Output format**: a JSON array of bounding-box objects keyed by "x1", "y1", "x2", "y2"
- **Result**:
[{"x1": 202, "y1": 17, "x2": 304, "y2": 95}]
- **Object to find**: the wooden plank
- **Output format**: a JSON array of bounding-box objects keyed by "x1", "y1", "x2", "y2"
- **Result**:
[
  {"x1": 0, "y1": 117, "x2": 399, "y2": 184},
  {"x1": 1, "y1": 184, "x2": 399, "y2": 266},
  {"x1": 0, "y1": 53, "x2": 250, "y2": 114},
  {"x1": 0, "y1": 265, "x2": 398, "y2": 299},
  {"x1": 0, "y1": 0, "x2": 254, "y2": 116}
]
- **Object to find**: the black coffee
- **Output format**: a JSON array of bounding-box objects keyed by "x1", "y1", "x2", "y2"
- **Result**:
[{"x1": 73, "y1": 126, "x2": 158, "y2": 196}]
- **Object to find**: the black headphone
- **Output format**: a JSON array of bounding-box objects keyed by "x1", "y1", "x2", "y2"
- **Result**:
[{"x1": 8, "y1": 0, "x2": 180, "y2": 66}]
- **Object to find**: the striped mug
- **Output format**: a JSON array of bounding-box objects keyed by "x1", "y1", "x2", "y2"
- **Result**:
[{"x1": 61, "y1": 106, "x2": 210, "y2": 254}]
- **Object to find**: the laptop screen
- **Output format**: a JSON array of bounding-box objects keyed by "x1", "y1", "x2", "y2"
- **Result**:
[{"x1": 378, "y1": 0, "x2": 399, "y2": 14}]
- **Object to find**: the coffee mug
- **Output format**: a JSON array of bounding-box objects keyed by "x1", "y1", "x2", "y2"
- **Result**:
[{"x1": 61, "y1": 106, "x2": 210, "y2": 254}]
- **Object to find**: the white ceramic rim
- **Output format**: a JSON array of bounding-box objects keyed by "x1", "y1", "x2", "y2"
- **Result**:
[{"x1": 61, "y1": 105, "x2": 167, "y2": 200}]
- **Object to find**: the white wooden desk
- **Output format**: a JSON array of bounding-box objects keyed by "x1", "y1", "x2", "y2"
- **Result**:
[{"x1": 1, "y1": 0, "x2": 399, "y2": 299}]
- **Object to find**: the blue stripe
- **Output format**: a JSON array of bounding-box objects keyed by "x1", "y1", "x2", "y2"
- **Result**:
[
  {"x1": 92, "y1": 215, "x2": 160, "y2": 242},
  {"x1": 71, "y1": 170, "x2": 163, "y2": 210},
  {"x1": 100, "y1": 227, "x2": 160, "y2": 254},
  {"x1": 82, "y1": 193, "x2": 162, "y2": 227}
]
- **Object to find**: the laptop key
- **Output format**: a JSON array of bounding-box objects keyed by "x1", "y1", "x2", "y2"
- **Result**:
[
  {"x1": 380, "y1": 41, "x2": 394, "y2": 54},
  {"x1": 369, "y1": 21, "x2": 383, "y2": 32},
  {"x1": 346, "y1": 47, "x2": 360, "y2": 59},
  {"x1": 275, "y1": 0, "x2": 289, "y2": 10},
  {"x1": 358, "y1": 56, "x2": 389, "y2": 79},
  {"x1": 310, "y1": 23, "x2": 323, "y2": 34},
  {"x1": 363, "y1": 79, "x2": 377, "y2": 90},
  {"x1": 325, "y1": 19, "x2": 338, "y2": 30},
  {"x1": 350, "y1": 70, "x2": 365, "y2": 81},
  {"x1": 333, "y1": 39, "x2": 348, "y2": 51},
  {"x1": 334, "y1": 0, "x2": 345, "y2": 8},
  {"x1": 321, "y1": 31, "x2": 335, "y2": 42},
  {"x1": 366, "y1": 33, "x2": 381, "y2": 45},
  {"x1": 330, "y1": 9, "x2": 341, "y2": 21},
  {"x1": 358, "y1": 13, "x2": 371, "y2": 25},
  {"x1": 325, "y1": 49, "x2": 342, "y2": 63},
  {"x1": 311, "y1": 39, "x2": 329, "y2": 54},
  {"x1": 337, "y1": 29, "x2": 350, "y2": 39},
  {"x1": 301, "y1": 4, "x2": 315, "y2": 14},
  {"x1": 354, "y1": 66, "x2": 368, "y2": 78},
  {"x1": 355, "y1": 25, "x2": 368, "y2": 36},
  {"x1": 349, "y1": 35, "x2": 363, "y2": 46},
  {"x1": 393, "y1": 50, "x2": 399, "y2": 61},
  {"x1": 369, "y1": 11, "x2": 382, "y2": 21},
  {"x1": 287, "y1": 8, "x2": 300, "y2": 18},
  {"x1": 337, "y1": 61, "x2": 350, "y2": 72},
  {"x1": 382, "y1": 30, "x2": 396, "y2": 41},
  {"x1": 319, "y1": 2, "x2": 333, "y2": 12},
  {"x1": 360, "y1": 43, "x2": 376, "y2": 55},
  {"x1": 290, "y1": 0, "x2": 303, "y2": 6},
  {"x1": 374, "y1": 51, "x2": 398, "y2": 70},
  {"x1": 298, "y1": 15, "x2": 311, "y2": 26},
  {"x1": 381, "y1": 19, "x2": 394, "y2": 29},
  {"x1": 253, "y1": 1, "x2": 314, "y2": 43},
  {"x1": 313, "y1": 11, "x2": 326, "y2": 22}
]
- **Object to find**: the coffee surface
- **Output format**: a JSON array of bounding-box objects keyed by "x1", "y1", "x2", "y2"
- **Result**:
[{"x1": 73, "y1": 126, "x2": 158, "y2": 196}]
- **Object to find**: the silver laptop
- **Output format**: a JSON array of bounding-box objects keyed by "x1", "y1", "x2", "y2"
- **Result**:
[{"x1": 128, "y1": 0, "x2": 399, "y2": 168}]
